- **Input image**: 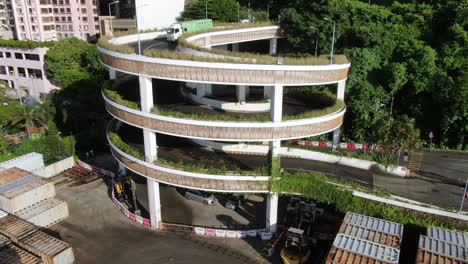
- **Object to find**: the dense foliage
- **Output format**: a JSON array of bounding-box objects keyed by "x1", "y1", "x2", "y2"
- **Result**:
[
  {"x1": 179, "y1": 0, "x2": 239, "y2": 22},
  {"x1": 278, "y1": 0, "x2": 467, "y2": 149},
  {"x1": 0, "y1": 39, "x2": 55, "y2": 49},
  {"x1": 45, "y1": 38, "x2": 107, "y2": 153}
]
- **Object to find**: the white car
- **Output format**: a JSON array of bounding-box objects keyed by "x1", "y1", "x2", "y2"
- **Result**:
[{"x1": 184, "y1": 189, "x2": 216, "y2": 205}]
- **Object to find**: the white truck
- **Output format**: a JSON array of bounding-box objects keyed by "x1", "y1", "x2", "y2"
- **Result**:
[{"x1": 166, "y1": 19, "x2": 213, "y2": 41}]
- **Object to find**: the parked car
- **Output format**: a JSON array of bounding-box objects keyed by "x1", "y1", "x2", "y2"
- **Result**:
[{"x1": 184, "y1": 189, "x2": 217, "y2": 205}]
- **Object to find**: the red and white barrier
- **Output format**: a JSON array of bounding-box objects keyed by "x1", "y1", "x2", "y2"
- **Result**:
[{"x1": 291, "y1": 140, "x2": 382, "y2": 151}]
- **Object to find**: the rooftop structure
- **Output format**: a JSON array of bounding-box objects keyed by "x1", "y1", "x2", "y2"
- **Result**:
[
  {"x1": 416, "y1": 226, "x2": 468, "y2": 263},
  {"x1": 328, "y1": 234, "x2": 400, "y2": 264},
  {"x1": 326, "y1": 212, "x2": 403, "y2": 264},
  {"x1": 343, "y1": 212, "x2": 404, "y2": 237},
  {"x1": 10, "y1": 0, "x2": 100, "y2": 41},
  {"x1": 98, "y1": 23, "x2": 350, "y2": 232},
  {"x1": 0, "y1": 210, "x2": 75, "y2": 264},
  {"x1": 0, "y1": 167, "x2": 69, "y2": 227}
]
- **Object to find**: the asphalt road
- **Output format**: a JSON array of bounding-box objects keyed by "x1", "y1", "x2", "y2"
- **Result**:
[{"x1": 153, "y1": 140, "x2": 467, "y2": 210}]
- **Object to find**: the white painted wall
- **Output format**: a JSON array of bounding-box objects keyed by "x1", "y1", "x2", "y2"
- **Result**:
[
  {"x1": 136, "y1": 0, "x2": 185, "y2": 30},
  {"x1": 0, "y1": 152, "x2": 44, "y2": 172}
]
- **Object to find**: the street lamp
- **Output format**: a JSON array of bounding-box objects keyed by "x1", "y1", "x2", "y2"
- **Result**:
[
  {"x1": 135, "y1": 2, "x2": 149, "y2": 55},
  {"x1": 267, "y1": 1, "x2": 273, "y2": 21},
  {"x1": 108, "y1": 1, "x2": 119, "y2": 33},
  {"x1": 310, "y1": 26, "x2": 319, "y2": 58},
  {"x1": 323, "y1": 17, "x2": 335, "y2": 64},
  {"x1": 205, "y1": 0, "x2": 208, "y2": 19}
]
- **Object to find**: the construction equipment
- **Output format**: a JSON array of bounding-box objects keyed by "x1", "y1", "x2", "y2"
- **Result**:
[{"x1": 280, "y1": 227, "x2": 312, "y2": 264}]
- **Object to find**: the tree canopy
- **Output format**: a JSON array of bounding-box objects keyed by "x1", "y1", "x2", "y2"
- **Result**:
[
  {"x1": 179, "y1": 0, "x2": 239, "y2": 22},
  {"x1": 279, "y1": 0, "x2": 467, "y2": 149}
]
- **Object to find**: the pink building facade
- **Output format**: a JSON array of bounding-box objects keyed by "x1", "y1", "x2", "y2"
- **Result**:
[
  {"x1": 0, "y1": 46, "x2": 59, "y2": 99},
  {"x1": 11, "y1": 0, "x2": 100, "y2": 41}
]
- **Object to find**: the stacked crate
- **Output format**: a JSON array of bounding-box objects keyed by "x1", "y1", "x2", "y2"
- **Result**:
[
  {"x1": 416, "y1": 226, "x2": 468, "y2": 263},
  {"x1": 0, "y1": 167, "x2": 69, "y2": 227},
  {"x1": 0, "y1": 210, "x2": 75, "y2": 264},
  {"x1": 326, "y1": 212, "x2": 404, "y2": 264}
]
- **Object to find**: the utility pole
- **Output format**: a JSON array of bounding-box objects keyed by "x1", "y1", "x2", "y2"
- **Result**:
[
  {"x1": 459, "y1": 177, "x2": 468, "y2": 212},
  {"x1": 323, "y1": 17, "x2": 336, "y2": 64}
]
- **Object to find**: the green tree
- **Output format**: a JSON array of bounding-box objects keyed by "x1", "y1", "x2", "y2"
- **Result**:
[
  {"x1": 373, "y1": 113, "x2": 422, "y2": 165},
  {"x1": 179, "y1": 0, "x2": 239, "y2": 22},
  {"x1": 44, "y1": 38, "x2": 105, "y2": 89},
  {"x1": 45, "y1": 120, "x2": 65, "y2": 158},
  {"x1": 9, "y1": 103, "x2": 47, "y2": 137}
]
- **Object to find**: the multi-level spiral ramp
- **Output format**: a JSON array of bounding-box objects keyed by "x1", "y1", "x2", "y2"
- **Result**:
[{"x1": 98, "y1": 24, "x2": 350, "y2": 232}]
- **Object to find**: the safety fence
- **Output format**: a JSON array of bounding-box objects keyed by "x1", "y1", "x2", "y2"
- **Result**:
[{"x1": 291, "y1": 139, "x2": 374, "y2": 150}]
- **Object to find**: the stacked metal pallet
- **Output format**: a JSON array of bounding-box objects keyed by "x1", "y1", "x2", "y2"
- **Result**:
[
  {"x1": 0, "y1": 167, "x2": 69, "y2": 227},
  {"x1": 326, "y1": 212, "x2": 404, "y2": 264},
  {"x1": 0, "y1": 209, "x2": 75, "y2": 264},
  {"x1": 416, "y1": 226, "x2": 468, "y2": 263}
]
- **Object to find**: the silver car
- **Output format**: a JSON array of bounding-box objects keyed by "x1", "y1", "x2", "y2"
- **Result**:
[{"x1": 184, "y1": 189, "x2": 216, "y2": 205}]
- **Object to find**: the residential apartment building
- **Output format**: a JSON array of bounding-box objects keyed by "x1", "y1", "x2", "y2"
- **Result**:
[
  {"x1": 11, "y1": 0, "x2": 100, "y2": 41},
  {"x1": 103, "y1": 0, "x2": 185, "y2": 32},
  {"x1": 0, "y1": 46, "x2": 59, "y2": 100},
  {"x1": 0, "y1": 0, "x2": 16, "y2": 39}
]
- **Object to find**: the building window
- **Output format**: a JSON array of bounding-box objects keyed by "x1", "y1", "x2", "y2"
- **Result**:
[
  {"x1": 18, "y1": 67, "x2": 26, "y2": 77},
  {"x1": 14, "y1": 53, "x2": 23, "y2": 60},
  {"x1": 0, "y1": 67, "x2": 6, "y2": 75},
  {"x1": 27, "y1": 69, "x2": 42, "y2": 79},
  {"x1": 8, "y1": 66, "x2": 14, "y2": 75},
  {"x1": 82, "y1": 17, "x2": 87, "y2": 22},
  {"x1": 0, "y1": 52, "x2": 3, "y2": 58},
  {"x1": 5, "y1": 52, "x2": 11, "y2": 58},
  {"x1": 81, "y1": 8, "x2": 87, "y2": 14},
  {"x1": 25, "y1": 54, "x2": 40, "y2": 61}
]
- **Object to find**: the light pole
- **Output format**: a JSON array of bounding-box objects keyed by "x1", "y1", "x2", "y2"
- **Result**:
[
  {"x1": 135, "y1": 2, "x2": 149, "y2": 55},
  {"x1": 108, "y1": 1, "x2": 119, "y2": 33},
  {"x1": 267, "y1": 1, "x2": 273, "y2": 21},
  {"x1": 205, "y1": 0, "x2": 208, "y2": 19},
  {"x1": 237, "y1": 2, "x2": 240, "y2": 23},
  {"x1": 323, "y1": 17, "x2": 335, "y2": 64},
  {"x1": 310, "y1": 26, "x2": 319, "y2": 58},
  {"x1": 459, "y1": 176, "x2": 468, "y2": 212}
]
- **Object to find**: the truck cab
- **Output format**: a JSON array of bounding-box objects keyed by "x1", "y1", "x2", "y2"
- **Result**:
[{"x1": 167, "y1": 23, "x2": 182, "y2": 41}]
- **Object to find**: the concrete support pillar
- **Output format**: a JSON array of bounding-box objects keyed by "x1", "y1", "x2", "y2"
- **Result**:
[
  {"x1": 269, "y1": 140, "x2": 281, "y2": 157},
  {"x1": 147, "y1": 179, "x2": 162, "y2": 229},
  {"x1": 266, "y1": 193, "x2": 279, "y2": 233},
  {"x1": 236, "y1": 85, "x2": 247, "y2": 102},
  {"x1": 264, "y1": 86, "x2": 273, "y2": 100},
  {"x1": 269, "y1": 38, "x2": 278, "y2": 55},
  {"x1": 337, "y1": 80, "x2": 346, "y2": 100},
  {"x1": 139, "y1": 76, "x2": 153, "y2": 113},
  {"x1": 232, "y1": 43, "x2": 239, "y2": 52},
  {"x1": 204, "y1": 84, "x2": 212, "y2": 96},
  {"x1": 332, "y1": 80, "x2": 346, "y2": 150},
  {"x1": 143, "y1": 130, "x2": 157, "y2": 162},
  {"x1": 118, "y1": 162, "x2": 127, "y2": 175},
  {"x1": 270, "y1": 85, "x2": 283, "y2": 122},
  {"x1": 109, "y1": 68, "x2": 117, "y2": 80},
  {"x1": 139, "y1": 76, "x2": 157, "y2": 161},
  {"x1": 267, "y1": 85, "x2": 283, "y2": 234}
]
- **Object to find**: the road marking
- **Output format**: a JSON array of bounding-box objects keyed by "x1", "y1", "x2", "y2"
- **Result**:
[{"x1": 144, "y1": 41, "x2": 166, "y2": 51}]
